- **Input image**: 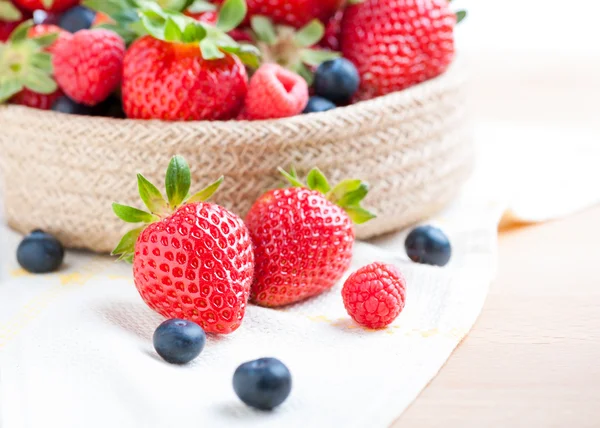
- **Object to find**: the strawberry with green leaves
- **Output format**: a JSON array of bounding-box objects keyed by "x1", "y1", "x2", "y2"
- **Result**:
[
  {"x1": 249, "y1": 15, "x2": 339, "y2": 83},
  {"x1": 119, "y1": 0, "x2": 259, "y2": 120},
  {"x1": 113, "y1": 156, "x2": 255, "y2": 334},
  {"x1": 0, "y1": 20, "x2": 65, "y2": 106},
  {"x1": 246, "y1": 168, "x2": 375, "y2": 307}
]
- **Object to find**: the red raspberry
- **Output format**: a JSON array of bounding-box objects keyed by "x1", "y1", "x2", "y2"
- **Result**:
[
  {"x1": 245, "y1": 63, "x2": 308, "y2": 120},
  {"x1": 53, "y1": 29, "x2": 125, "y2": 106},
  {"x1": 342, "y1": 262, "x2": 407, "y2": 329}
]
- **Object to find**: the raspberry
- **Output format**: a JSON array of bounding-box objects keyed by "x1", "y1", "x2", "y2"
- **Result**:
[
  {"x1": 245, "y1": 63, "x2": 308, "y2": 120},
  {"x1": 342, "y1": 262, "x2": 407, "y2": 329},
  {"x1": 53, "y1": 29, "x2": 125, "y2": 106}
]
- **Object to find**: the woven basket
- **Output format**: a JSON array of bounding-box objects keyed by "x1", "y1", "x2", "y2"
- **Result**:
[{"x1": 0, "y1": 61, "x2": 473, "y2": 253}]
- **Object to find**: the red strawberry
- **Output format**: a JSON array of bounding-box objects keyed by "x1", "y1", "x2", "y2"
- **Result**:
[
  {"x1": 52, "y1": 29, "x2": 125, "y2": 106},
  {"x1": 320, "y1": 9, "x2": 343, "y2": 51},
  {"x1": 341, "y1": 0, "x2": 457, "y2": 100},
  {"x1": 1, "y1": 21, "x2": 64, "y2": 107},
  {"x1": 214, "y1": 0, "x2": 343, "y2": 28},
  {"x1": 123, "y1": 36, "x2": 248, "y2": 120},
  {"x1": 246, "y1": 168, "x2": 375, "y2": 307},
  {"x1": 245, "y1": 63, "x2": 308, "y2": 120},
  {"x1": 113, "y1": 156, "x2": 255, "y2": 334},
  {"x1": 7, "y1": 24, "x2": 70, "y2": 109},
  {"x1": 121, "y1": 1, "x2": 257, "y2": 120},
  {"x1": 13, "y1": 0, "x2": 80, "y2": 13},
  {"x1": 11, "y1": 87, "x2": 62, "y2": 109},
  {"x1": 1, "y1": 20, "x2": 21, "y2": 42},
  {"x1": 342, "y1": 262, "x2": 407, "y2": 329}
]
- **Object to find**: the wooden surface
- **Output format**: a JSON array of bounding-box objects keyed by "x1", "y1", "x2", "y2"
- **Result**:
[{"x1": 393, "y1": 205, "x2": 600, "y2": 427}]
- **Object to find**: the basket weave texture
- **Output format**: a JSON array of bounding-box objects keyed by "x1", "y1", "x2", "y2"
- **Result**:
[{"x1": 0, "y1": 62, "x2": 473, "y2": 253}]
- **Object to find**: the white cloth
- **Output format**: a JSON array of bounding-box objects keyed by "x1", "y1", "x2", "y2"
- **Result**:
[{"x1": 1, "y1": 128, "x2": 597, "y2": 428}]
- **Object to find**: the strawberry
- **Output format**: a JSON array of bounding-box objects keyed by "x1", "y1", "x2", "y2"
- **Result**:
[
  {"x1": 121, "y1": 1, "x2": 258, "y2": 120},
  {"x1": 52, "y1": 29, "x2": 125, "y2": 106},
  {"x1": 11, "y1": 86, "x2": 62, "y2": 108},
  {"x1": 248, "y1": 16, "x2": 340, "y2": 84},
  {"x1": 245, "y1": 63, "x2": 308, "y2": 119},
  {"x1": 112, "y1": 156, "x2": 255, "y2": 334},
  {"x1": 1, "y1": 20, "x2": 62, "y2": 106},
  {"x1": 13, "y1": 0, "x2": 80, "y2": 13},
  {"x1": 246, "y1": 168, "x2": 376, "y2": 307},
  {"x1": 6, "y1": 24, "x2": 70, "y2": 109},
  {"x1": 215, "y1": 0, "x2": 343, "y2": 28},
  {"x1": 340, "y1": 0, "x2": 461, "y2": 100},
  {"x1": 320, "y1": 9, "x2": 343, "y2": 51}
]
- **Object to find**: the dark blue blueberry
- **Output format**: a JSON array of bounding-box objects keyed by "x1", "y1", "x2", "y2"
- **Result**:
[
  {"x1": 51, "y1": 96, "x2": 96, "y2": 115},
  {"x1": 153, "y1": 319, "x2": 206, "y2": 365},
  {"x1": 405, "y1": 225, "x2": 452, "y2": 267},
  {"x1": 17, "y1": 230, "x2": 65, "y2": 274},
  {"x1": 313, "y1": 58, "x2": 360, "y2": 105},
  {"x1": 302, "y1": 96, "x2": 336, "y2": 114},
  {"x1": 59, "y1": 6, "x2": 96, "y2": 33},
  {"x1": 233, "y1": 358, "x2": 292, "y2": 411},
  {"x1": 95, "y1": 96, "x2": 126, "y2": 118}
]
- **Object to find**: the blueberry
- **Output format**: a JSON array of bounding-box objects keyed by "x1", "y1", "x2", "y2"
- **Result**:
[
  {"x1": 405, "y1": 225, "x2": 452, "y2": 267},
  {"x1": 153, "y1": 319, "x2": 206, "y2": 365},
  {"x1": 17, "y1": 230, "x2": 65, "y2": 274},
  {"x1": 233, "y1": 358, "x2": 292, "y2": 411},
  {"x1": 302, "y1": 96, "x2": 337, "y2": 114},
  {"x1": 313, "y1": 58, "x2": 360, "y2": 105},
  {"x1": 59, "y1": 6, "x2": 96, "y2": 33},
  {"x1": 94, "y1": 96, "x2": 126, "y2": 118},
  {"x1": 51, "y1": 96, "x2": 96, "y2": 115}
]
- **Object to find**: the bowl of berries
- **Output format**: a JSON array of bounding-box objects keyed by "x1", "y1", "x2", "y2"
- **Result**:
[{"x1": 0, "y1": 0, "x2": 472, "y2": 253}]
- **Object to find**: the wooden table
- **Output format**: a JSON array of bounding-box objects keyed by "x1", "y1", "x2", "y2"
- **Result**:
[{"x1": 393, "y1": 205, "x2": 600, "y2": 427}]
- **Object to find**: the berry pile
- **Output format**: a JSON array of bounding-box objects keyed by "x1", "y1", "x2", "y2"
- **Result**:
[{"x1": 0, "y1": 0, "x2": 466, "y2": 120}]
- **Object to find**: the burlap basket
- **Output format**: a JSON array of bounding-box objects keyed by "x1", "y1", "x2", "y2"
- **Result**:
[{"x1": 0, "y1": 62, "x2": 473, "y2": 253}]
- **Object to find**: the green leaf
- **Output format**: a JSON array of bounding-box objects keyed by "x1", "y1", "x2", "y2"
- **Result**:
[
  {"x1": 9, "y1": 20, "x2": 33, "y2": 43},
  {"x1": 137, "y1": 173, "x2": 170, "y2": 215},
  {"x1": 186, "y1": 176, "x2": 224, "y2": 203},
  {"x1": 164, "y1": 16, "x2": 183, "y2": 40},
  {"x1": 165, "y1": 155, "x2": 191, "y2": 208},
  {"x1": 112, "y1": 226, "x2": 145, "y2": 257},
  {"x1": 30, "y1": 32, "x2": 60, "y2": 48},
  {"x1": 157, "y1": 0, "x2": 188, "y2": 12},
  {"x1": 328, "y1": 179, "x2": 362, "y2": 203},
  {"x1": 337, "y1": 183, "x2": 369, "y2": 207},
  {"x1": 294, "y1": 62, "x2": 314, "y2": 85},
  {"x1": 112, "y1": 203, "x2": 157, "y2": 223},
  {"x1": 22, "y1": 69, "x2": 57, "y2": 95},
  {"x1": 216, "y1": 0, "x2": 247, "y2": 33},
  {"x1": 138, "y1": 8, "x2": 167, "y2": 40},
  {"x1": 278, "y1": 167, "x2": 304, "y2": 188},
  {"x1": 0, "y1": 80, "x2": 23, "y2": 103},
  {"x1": 83, "y1": 0, "x2": 128, "y2": 17},
  {"x1": 300, "y1": 48, "x2": 340, "y2": 67},
  {"x1": 182, "y1": 20, "x2": 205, "y2": 42},
  {"x1": 118, "y1": 254, "x2": 134, "y2": 263},
  {"x1": 344, "y1": 205, "x2": 376, "y2": 225},
  {"x1": 294, "y1": 19, "x2": 324, "y2": 47},
  {"x1": 220, "y1": 43, "x2": 260, "y2": 68},
  {"x1": 30, "y1": 53, "x2": 53, "y2": 74},
  {"x1": 456, "y1": 10, "x2": 467, "y2": 24},
  {"x1": 41, "y1": 0, "x2": 54, "y2": 9},
  {"x1": 187, "y1": 0, "x2": 217, "y2": 14},
  {"x1": 306, "y1": 167, "x2": 330, "y2": 194},
  {"x1": 250, "y1": 15, "x2": 276, "y2": 44},
  {"x1": 347, "y1": 0, "x2": 364, "y2": 4},
  {"x1": 200, "y1": 38, "x2": 224, "y2": 59},
  {"x1": 0, "y1": 0, "x2": 23, "y2": 22}
]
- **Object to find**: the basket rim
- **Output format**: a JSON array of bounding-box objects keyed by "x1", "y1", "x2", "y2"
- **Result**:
[{"x1": 0, "y1": 59, "x2": 465, "y2": 132}]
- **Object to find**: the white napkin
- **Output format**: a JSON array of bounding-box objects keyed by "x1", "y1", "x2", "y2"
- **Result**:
[{"x1": 0, "y1": 129, "x2": 598, "y2": 428}]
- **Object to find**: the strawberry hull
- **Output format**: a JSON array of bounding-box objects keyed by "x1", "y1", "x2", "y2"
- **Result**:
[{"x1": 0, "y1": 61, "x2": 473, "y2": 253}]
